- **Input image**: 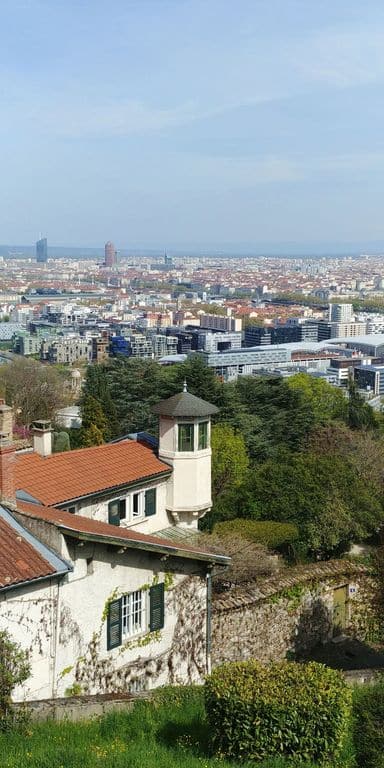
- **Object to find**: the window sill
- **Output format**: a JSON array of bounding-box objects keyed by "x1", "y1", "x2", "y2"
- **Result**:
[{"x1": 120, "y1": 517, "x2": 149, "y2": 529}]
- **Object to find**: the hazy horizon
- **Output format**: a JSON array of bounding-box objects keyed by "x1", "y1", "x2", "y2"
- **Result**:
[{"x1": 1, "y1": 1, "x2": 384, "y2": 248}]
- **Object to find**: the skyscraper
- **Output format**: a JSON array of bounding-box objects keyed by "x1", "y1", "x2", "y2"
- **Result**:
[
  {"x1": 36, "y1": 237, "x2": 48, "y2": 263},
  {"x1": 104, "y1": 241, "x2": 116, "y2": 268}
]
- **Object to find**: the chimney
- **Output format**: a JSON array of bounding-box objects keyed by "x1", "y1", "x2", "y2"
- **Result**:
[
  {"x1": 32, "y1": 420, "x2": 52, "y2": 457},
  {"x1": 0, "y1": 401, "x2": 16, "y2": 506}
]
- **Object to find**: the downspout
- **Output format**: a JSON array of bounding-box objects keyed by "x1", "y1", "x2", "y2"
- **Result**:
[
  {"x1": 206, "y1": 570, "x2": 212, "y2": 676},
  {"x1": 51, "y1": 578, "x2": 62, "y2": 698}
]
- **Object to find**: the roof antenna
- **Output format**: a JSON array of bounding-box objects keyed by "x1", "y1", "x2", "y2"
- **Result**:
[{"x1": 183, "y1": 379, "x2": 188, "y2": 393}]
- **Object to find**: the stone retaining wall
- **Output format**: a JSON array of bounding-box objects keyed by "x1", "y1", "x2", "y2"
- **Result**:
[{"x1": 211, "y1": 560, "x2": 371, "y2": 666}]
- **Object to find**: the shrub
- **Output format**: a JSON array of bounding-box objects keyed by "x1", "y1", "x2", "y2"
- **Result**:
[
  {"x1": 353, "y1": 679, "x2": 384, "y2": 768},
  {"x1": 204, "y1": 660, "x2": 351, "y2": 765},
  {"x1": 0, "y1": 630, "x2": 30, "y2": 731},
  {"x1": 213, "y1": 519, "x2": 299, "y2": 550}
]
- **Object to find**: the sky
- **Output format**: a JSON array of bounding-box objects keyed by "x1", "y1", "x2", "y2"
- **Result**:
[{"x1": 1, "y1": 0, "x2": 384, "y2": 252}]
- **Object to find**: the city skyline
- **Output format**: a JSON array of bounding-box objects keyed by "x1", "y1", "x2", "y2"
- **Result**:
[{"x1": 1, "y1": 1, "x2": 384, "y2": 249}]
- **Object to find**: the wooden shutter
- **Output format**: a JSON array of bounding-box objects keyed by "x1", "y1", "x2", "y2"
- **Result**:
[
  {"x1": 108, "y1": 500, "x2": 120, "y2": 526},
  {"x1": 107, "y1": 598, "x2": 122, "y2": 649},
  {"x1": 145, "y1": 488, "x2": 156, "y2": 517},
  {"x1": 149, "y1": 583, "x2": 164, "y2": 631}
]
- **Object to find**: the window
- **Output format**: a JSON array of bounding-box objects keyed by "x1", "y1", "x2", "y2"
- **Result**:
[
  {"x1": 178, "y1": 422, "x2": 194, "y2": 451},
  {"x1": 132, "y1": 492, "x2": 141, "y2": 517},
  {"x1": 107, "y1": 583, "x2": 165, "y2": 650},
  {"x1": 198, "y1": 421, "x2": 209, "y2": 450},
  {"x1": 108, "y1": 498, "x2": 126, "y2": 526},
  {"x1": 122, "y1": 590, "x2": 145, "y2": 637}
]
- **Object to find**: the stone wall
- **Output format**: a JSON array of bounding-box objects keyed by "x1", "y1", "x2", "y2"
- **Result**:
[{"x1": 212, "y1": 560, "x2": 371, "y2": 666}]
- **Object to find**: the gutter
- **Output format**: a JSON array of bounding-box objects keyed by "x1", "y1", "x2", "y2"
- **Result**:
[
  {"x1": 59, "y1": 525, "x2": 231, "y2": 566},
  {"x1": 0, "y1": 569, "x2": 69, "y2": 595}
]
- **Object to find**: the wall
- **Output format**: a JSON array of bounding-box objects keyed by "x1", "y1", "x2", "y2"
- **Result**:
[
  {"x1": 2, "y1": 536, "x2": 208, "y2": 702},
  {"x1": 60, "y1": 479, "x2": 170, "y2": 535},
  {"x1": 212, "y1": 560, "x2": 370, "y2": 667}
]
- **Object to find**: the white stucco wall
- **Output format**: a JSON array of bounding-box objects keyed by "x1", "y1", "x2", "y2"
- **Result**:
[
  {"x1": 2, "y1": 539, "x2": 208, "y2": 702},
  {"x1": 61, "y1": 480, "x2": 171, "y2": 534}
]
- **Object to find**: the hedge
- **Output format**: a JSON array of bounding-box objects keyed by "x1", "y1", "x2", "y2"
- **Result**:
[
  {"x1": 204, "y1": 660, "x2": 351, "y2": 764},
  {"x1": 353, "y1": 680, "x2": 384, "y2": 768},
  {"x1": 213, "y1": 519, "x2": 299, "y2": 550}
]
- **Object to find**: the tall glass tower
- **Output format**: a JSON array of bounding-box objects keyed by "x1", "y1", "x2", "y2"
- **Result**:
[{"x1": 36, "y1": 237, "x2": 48, "y2": 263}]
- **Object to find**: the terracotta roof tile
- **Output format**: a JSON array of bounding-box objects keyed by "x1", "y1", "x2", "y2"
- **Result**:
[
  {"x1": 0, "y1": 516, "x2": 56, "y2": 588},
  {"x1": 15, "y1": 440, "x2": 171, "y2": 505},
  {"x1": 16, "y1": 501, "x2": 230, "y2": 565}
]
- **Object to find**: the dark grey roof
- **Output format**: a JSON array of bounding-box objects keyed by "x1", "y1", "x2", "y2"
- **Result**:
[{"x1": 152, "y1": 391, "x2": 219, "y2": 418}]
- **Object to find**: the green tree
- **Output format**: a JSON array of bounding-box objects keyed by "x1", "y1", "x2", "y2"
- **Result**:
[
  {"x1": 347, "y1": 376, "x2": 378, "y2": 430},
  {"x1": 211, "y1": 424, "x2": 249, "y2": 501},
  {"x1": 287, "y1": 373, "x2": 347, "y2": 424},
  {"x1": 80, "y1": 423, "x2": 104, "y2": 447},
  {"x1": 78, "y1": 394, "x2": 109, "y2": 446},
  {"x1": 0, "y1": 630, "x2": 30, "y2": 731},
  {"x1": 52, "y1": 430, "x2": 71, "y2": 452}
]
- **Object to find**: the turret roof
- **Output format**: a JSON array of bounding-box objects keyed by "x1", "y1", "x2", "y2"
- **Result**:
[{"x1": 152, "y1": 390, "x2": 219, "y2": 418}]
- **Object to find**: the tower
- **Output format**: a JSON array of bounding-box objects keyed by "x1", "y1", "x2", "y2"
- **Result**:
[
  {"x1": 104, "y1": 241, "x2": 116, "y2": 268},
  {"x1": 152, "y1": 384, "x2": 218, "y2": 528},
  {"x1": 36, "y1": 237, "x2": 48, "y2": 263}
]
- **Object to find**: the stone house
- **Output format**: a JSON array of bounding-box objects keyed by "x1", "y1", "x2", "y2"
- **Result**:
[{"x1": 0, "y1": 392, "x2": 229, "y2": 701}]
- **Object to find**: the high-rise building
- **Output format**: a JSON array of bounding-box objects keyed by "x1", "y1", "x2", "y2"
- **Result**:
[
  {"x1": 329, "y1": 303, "x2": 353, "y2": 323},
  {"x1": 36, "y1": 237, "x2": 48, "y2": 263},
  {"x1": 104, "y1": 241, "x2": 116, "y2": 268}
]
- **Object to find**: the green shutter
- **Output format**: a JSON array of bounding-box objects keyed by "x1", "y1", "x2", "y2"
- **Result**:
[
  {"x1": 145, "y1": 488, "x2": 156, "y2": 517},
  {"x1": 149, "y1": 583, "x2": 164, "y2": 631},
  {"x1": 108, "y1": 500, "x2": 120, "y2": 526},
  {"x1": 107, "y1": 598, "x2": 122, "y2": 649}
]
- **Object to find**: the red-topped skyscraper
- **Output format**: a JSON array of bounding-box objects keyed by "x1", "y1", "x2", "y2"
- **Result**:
[{"x1": 104, "y1": 241, "x2": 116, "y2": 268}]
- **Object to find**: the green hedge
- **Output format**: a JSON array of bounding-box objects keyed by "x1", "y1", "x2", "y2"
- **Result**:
[
  {"x1": 213, "y1": 519, "x2": 299, "y2": 549},
  {"x1": 353, "y1": 680, "x2": 384, "y2": 768},
  {"x1": 204, "y1": 660, "x2": 351, "y2": 765}
]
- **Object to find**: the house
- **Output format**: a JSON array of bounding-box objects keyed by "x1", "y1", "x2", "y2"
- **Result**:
[{"x1": 0, "y1": 392, "x2": 229, "y2": 701}]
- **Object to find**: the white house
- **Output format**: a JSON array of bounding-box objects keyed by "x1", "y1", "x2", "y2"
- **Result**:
[{"x1": 0, "y1": 391, "x2": 229, "y2": 701}]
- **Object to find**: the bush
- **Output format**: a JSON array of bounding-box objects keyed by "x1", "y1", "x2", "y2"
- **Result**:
[
  {"x1": 353, "y1": 679, "x2": 384, "y2": 768},
  {"x1": 204, "y1": 660, "x2": 351, "y2": 765},
  {"x1": 213, "y1": 519, "x2": 299, "y2": 550},
  {"x1": 0, "y1": 630, "x2": 30, "y2": 731}
]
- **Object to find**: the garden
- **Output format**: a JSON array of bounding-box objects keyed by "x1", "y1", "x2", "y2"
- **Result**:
[{"x1": 1, "y1": 663, "x2": 383, "y2": 768}]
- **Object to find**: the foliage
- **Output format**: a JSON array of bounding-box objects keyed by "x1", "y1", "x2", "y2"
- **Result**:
[
  {"x1": 204, "y1": 660, "x2": 351, "y2": 765},
  {"x1": 211, "y1": 424, "x2": 249, "y2": 513},
  {"x1": 77, "y1": 394, "x2": 109, "y2": 446},
  {"x1": 0, "y1": 357, "x2": 70, "y2": 426},
  {"x1": 248, "y1": 449, "x2": 384, "y2": 559},
  {"x1": 202, "y1": 533, "x2": 279, "y2": 588},
  {"x1": 347, "y1": 377, "x2": 378, "y2": 430},
  {"x1": 0, "y1": 630, "x2": 30, "y2": 732},
  {"x1": 353, "y1": 679, "x2": 384, "y2": 768},
  {"x1": 287, "y1": 374, "x2": 347, "y2": 424},
  {"x1": 213, "y1": 519, "x2": 299, "y2": 550},
  {"x1": 52, "y1": 430, "x2": 71, "y2": 452}
]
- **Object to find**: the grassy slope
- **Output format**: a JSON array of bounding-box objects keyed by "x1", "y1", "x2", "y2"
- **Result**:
[{"x1": 0, "y1": 688, "x2": 355, "y2": 768}]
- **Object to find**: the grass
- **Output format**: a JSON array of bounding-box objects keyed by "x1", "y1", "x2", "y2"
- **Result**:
[{"x1": 0, "y1": 687, "x2": 356, "y2": 768}]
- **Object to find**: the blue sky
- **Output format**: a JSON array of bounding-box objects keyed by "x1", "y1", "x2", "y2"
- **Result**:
[{"x1": 1, "y1": 0, "x2": 384, "y2": 251}]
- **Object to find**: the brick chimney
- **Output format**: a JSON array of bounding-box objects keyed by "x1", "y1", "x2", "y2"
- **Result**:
[
  {"x1": 0, "y1": 400, "x2": 16, "y2": 506},
  {"x1": 32, "y1": 420, "x2": 52, "y2": 457}
]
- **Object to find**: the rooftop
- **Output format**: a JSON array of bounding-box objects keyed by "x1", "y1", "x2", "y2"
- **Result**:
[
  {"x1": 0, "y1": 506, "x2": 70, "y2": 591},
  {"x1": 16, "y1": 501, "x2": 230, "y2": 566},
  {"x1": 152, "y1": 390, "x2": 219, "y2": 418},
  {"x1": 15, "y1": 439, "x2": 171, "y2": 506}
]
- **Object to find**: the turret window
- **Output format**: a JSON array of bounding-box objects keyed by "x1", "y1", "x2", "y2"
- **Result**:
[
  {"x1": 178, "y1": 423, "x2": 194, "y2": 451},
  {"x1": 198, "y1": 421, "x2": 209, "y2": 450}
]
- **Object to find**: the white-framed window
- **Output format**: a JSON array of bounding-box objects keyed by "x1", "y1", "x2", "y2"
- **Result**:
[{"x1": 121, "y1": 590, "x2": 146, "y2": 638}]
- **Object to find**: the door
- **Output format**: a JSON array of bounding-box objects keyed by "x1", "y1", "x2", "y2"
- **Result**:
[{"x1": 333, "y1": 585, "x2": 348, "y2": 634}]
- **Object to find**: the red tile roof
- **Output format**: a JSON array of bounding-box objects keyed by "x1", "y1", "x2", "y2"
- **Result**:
[
  {"x1": 16, "y1": 502, "x2": 229, "y2": 565},
  {"x1": 15, "y1": 440, "x2": 171, "y2": 505},
  {"x1": 0, "y1": 516, "x2": 55, "y2": 589}
]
